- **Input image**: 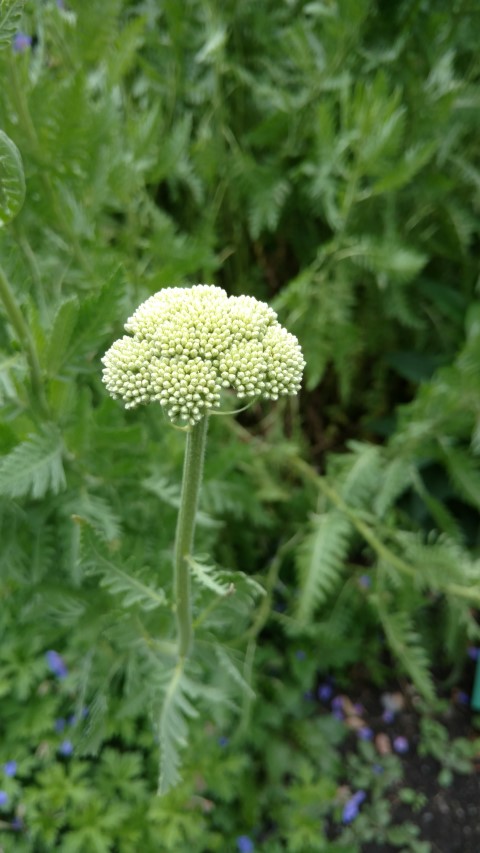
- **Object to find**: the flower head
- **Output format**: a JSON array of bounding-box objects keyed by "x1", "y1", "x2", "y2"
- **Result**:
[
  {"x1": 3, "y1": 761, "x2": 17, "y2": 778},
  {"x1": 102, "y1": 285, "x2": 305, "y2": 425}
]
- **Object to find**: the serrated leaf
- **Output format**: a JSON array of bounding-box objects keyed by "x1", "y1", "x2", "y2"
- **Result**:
[
  {"x1": 379, "y1": 608, "x2": 435, "y2": 703},
  {"x1": 89, "y1": 550, "x2": 167, "y2": 611},
  {"x1": 158, "y1": 664, "x2": 199, "y2": 795},
  {"x1": 45, "y1": 296, "x2": 79, "y2": 375},
  {"x1": 0, "y1": 130, "x2": 26, "y2": 226},
  {"x1": 295, "y1": 511, "x2": 352, "y2": 623},
  {"x1": 0, "y1": 430, "x2": 66, "y2": 499},
  {"x1": 189, "y1": 556, "x2": 234, "y2": 596},
  {"x1": 214, "y1": 645, "x2": 255, "y2": 699},
  {"x1": 0, "y1": 0, "x2": 24, "y2": 52}
]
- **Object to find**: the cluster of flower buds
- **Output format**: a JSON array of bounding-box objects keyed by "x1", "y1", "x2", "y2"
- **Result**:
[{"x1": 102, "y1": 284, "x2": 304, "y2": 425}]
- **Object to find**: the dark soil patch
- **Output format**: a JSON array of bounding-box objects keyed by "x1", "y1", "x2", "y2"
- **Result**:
[{"x1": 326, "y1": 678, "x2": 480, "y2": 853}]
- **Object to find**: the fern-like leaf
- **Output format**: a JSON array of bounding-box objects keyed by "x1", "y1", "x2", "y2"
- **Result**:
[
  {"x1": 158, "y1": 664, "x2": 199, "y2": 795},
  {"x1": 295, "y1": 511, "x2": 352, "y2": 623},
  {"x1": 189, "y1": 556, "x2": 235, "y2": 597},
  {"x1": 88, "y1": 549, "x2": 167, "y2": 611},
  {"x1": 214, "y1": 644, "x2": 255, "y2": 699},
  {"x1": 340, "y1": 442, "x2": 383, "y2": 509},
  {"x1": 0, "y1": 430, "x2": 66, "y2": 499},
  {"x1": 0, "y1": 129, "x2": 26, "y2": 226},
  {"x1": 0, "y1": 0, "x2": 24, "y2": 53},
  {"x1": 379, "y1": 608, "x2": 435, "y2": 702}
]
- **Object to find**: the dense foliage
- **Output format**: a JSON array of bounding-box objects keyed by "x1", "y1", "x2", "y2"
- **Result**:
[{"x1": 0, "y1": 0, "x2": 479, "y2": 850}]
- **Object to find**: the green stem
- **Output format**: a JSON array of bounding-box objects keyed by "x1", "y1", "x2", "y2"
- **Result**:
[
  {"x1": 0, "y1": 265, "x2": 49, "y2": 417},
  {"x1": 174, "y1": 416, "x2": 209, "y2": 659}
]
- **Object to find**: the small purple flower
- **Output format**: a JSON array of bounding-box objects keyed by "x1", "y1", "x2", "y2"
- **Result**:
[
  {"x1": 372, "y1": 763, "x2": 384, "y2": 774},
  {"x1": 342, "y1": 790, "x2": 366, "y2": 824},
  {"x1": 353, "y1": 702, "x2": 365, "y2": 715},
  {"x1": 382, "y1": 709, "x2": 395, "y2": 724},
  {"x1": 359, "y1": 575, "x2": 371, "y2": 589},
  {"x1": 332, "y1": 696, "x2": 343, "y2": 712},
  {"x1": 457, "y1": 691, "x2": 469, "y2": 706},
  {"x1": 295, "y1": 650, "x2": 306, "y2": 661},
  {"x1": 393, "y1": 735, "x2": 409, "y2": 754},
  {"x1": 3, "y1": 761, "x2": 17, "y2": 778},
  {"x1": 318, "y1": 683, "x2": 333, "y2": 702},
  {"x1": 0, "y1": 791, "x2": 8, "y2": 807},
  {"x1": 357, "y1": 726, "x2": 373, "y2": 741},
  {"x1": 12, "y1": 33, "x2": 32, "y2": 53},
  {"x1": 218, "y1": 736, "x2": 229, "y2": 747},
  {"x1": 468, "y1": 647, "x2": 479, "y2": 661},
  {"x1": 332, "y1": 708, "x2": 344, "y2": 721},
  {"x1": 58, "y1": 740, "x2": 73, "y2": 756},
  {"x1": 46, "y1": 650, "x2": 68, "y2": 679},
  {"x1": 236, "y1": 836, "x2": 254, "y2": 853}
]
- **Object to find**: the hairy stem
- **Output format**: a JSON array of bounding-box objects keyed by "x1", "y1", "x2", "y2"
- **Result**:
[
  {"x1": 174, "y1": 416, "x2": 209, "y2": 659},
  {"x1": 0, "y1": 265, "x2": 49, "y2": 417}
]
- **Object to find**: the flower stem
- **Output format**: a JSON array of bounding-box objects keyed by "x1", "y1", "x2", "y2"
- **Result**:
[
  {"x1": 174, "y1": 416, "x2": 209, "y2": 659},
  {"x1": 0, "y1": 264, "x2": 49, "y2": 418}
]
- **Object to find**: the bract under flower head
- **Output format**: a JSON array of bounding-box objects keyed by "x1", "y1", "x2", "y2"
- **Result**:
[{"x1": 102, "y1": 284, "x2": 305, "y2": 425}]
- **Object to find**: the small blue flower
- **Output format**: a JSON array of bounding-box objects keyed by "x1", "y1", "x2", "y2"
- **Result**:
[
  {"x1": 218, "y1": 736, "x2": 229, "y2": 747},
  {"x1": 318, "y1": 683, "x2": 333, "y2": 702},
  {"x1": 295, "y1": 649, "x2": 306, "y2": 660},
  {"x1": 236, "y1": 836, "x2": 254, "y2": 853},
  {"x1": 342, "y1": 790, "x2": 366, "y2": 824},
  {"x1": 393, "y1": 735, "x2": 409, "y2": 754},
  {"x1": 3, "y1": 761, "x2": 17, "y2": 778},
  {"x1": 46, "y1": 650, "x2": 68, "y2": 679},
  {"x1": 468, "y1": 647, "x2": 479, "y2": 661},
  {"x1": 12, "y1": 33, "x2": 32, "y2": 53},
  {"x1": 332, "y1": 708, "x2": 344, "y2": 721},
  {"x1": 0, "y1": 791, "x2": 8, "y2": 807},
  {"x1": 359, "y1": 575, "x2": 371, "y2": 589},
  {"x1": 332, "y1": 696, "x2": 343, "y2": 711},
  {"x1": 457, "y1": 691, "x2": 469, "y2": 706},
  {"x1": 58, "y1": 740, "x2": 73, "y2": 756},
  {"x1": 372, "y1": 763, "x2": 384, "y2": 775},
  {"x1": 382, "y1": 709, "x2": 395, "y2": 724},
  {"x1": 357, "y1": 726, "x2": 373, "y2": 741}
]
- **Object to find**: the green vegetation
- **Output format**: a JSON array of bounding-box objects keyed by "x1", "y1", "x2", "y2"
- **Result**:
[{"x1": 0, "y1": 0, "x2": 479, "y2": 850}]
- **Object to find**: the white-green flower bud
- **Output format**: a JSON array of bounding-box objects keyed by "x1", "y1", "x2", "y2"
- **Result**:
[{"x1": 102, "y1": 284, "x2": 305, "y2": 424}]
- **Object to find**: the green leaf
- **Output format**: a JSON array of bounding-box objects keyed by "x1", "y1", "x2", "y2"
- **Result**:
[
  {"x1": 158, "y1": 664, "x2": 199, "y2": 795},
  {"x1": 88, "y1": 549, "x2": 167, "y2": 611},
  {"x1": 0, "y1": 0, "x2": 24, "y2": 52},
  {"x1": 295, "y1": 511, "x2": 352, "y2": 623},
  {"x1": 189, "y1": 556, "x2": 234, "y2": 597},
  {"x1": 0, "y1": 130, "x2": 26, "y2": 226},
  {"x1": 0, "y1": 430, "x2": 66, "y2": 499},
  {"x1": 379, "y1": 608, "x2": 435, "y2": 703},
  {"x1": 45, "y1": 297, "x2": 80, "y2": 375}
]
